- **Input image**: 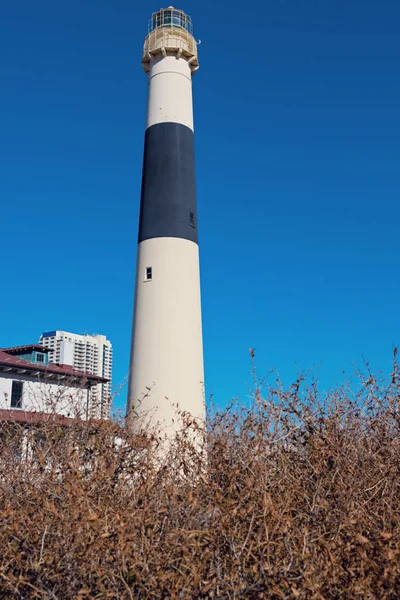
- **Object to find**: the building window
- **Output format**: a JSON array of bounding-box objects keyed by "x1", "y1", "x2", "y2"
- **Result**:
[
  {"x1": 189, "y1": 212, "x2": 195, "y2": 228},
  {"x1": 11, "y1": 381, "x2": 23, "y2": 409},
  {"x1": 145, "y1": 267, "x2": 153, "y2": 281},
  {"x1": 36, "y1": 353, "x2": 45, "y2": 363}
]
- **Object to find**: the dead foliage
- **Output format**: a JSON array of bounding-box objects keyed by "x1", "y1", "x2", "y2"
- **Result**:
[{"x1": 0, "y1": 351, "x2": 400, "y2": 599}]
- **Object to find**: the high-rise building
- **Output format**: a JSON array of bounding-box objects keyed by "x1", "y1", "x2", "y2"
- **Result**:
[
  {"x1": 39, "y1": 331, "x2": 112, "y2": 419},
  {"x1": 127, "y1": 7, "x2": 205, "y2": 437}
]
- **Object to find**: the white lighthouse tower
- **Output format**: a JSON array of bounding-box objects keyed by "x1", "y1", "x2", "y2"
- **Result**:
[{"x1": 127, "y1": 7, "x2": 205, "y2": 438}]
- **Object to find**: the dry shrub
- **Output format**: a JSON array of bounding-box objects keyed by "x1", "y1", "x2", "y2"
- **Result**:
[{"x1": 1, "y1": 351, "x2": 400, "y2": 598}]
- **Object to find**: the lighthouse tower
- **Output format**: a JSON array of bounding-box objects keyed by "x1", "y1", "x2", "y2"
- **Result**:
[{"x1": 127, "y1": 7, "x2": 205, "y2": 437}]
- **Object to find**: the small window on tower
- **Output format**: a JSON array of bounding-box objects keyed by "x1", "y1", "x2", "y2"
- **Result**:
[
  {"x1": 145, "y1": 267, "x2": 153, "y2": 281},
  {"x1": 189, "y1": 212, "x2": 195, "y2": 228}
]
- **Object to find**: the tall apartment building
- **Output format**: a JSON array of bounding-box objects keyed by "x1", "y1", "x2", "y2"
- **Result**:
[{"x1": 39, "y1": 331, "x2": 112, "y2": 419}]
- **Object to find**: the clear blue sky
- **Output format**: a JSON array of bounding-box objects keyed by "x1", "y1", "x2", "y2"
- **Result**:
[{"x1": 1, "y1": 0, "x2": 399, "y2": 412}]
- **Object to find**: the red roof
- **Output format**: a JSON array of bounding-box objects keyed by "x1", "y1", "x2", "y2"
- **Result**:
[
  {"x1": 0, "y1": 409, "x2": 86, "y2": 426},
  {"x1": 0, "y1": 350, "x2": 108, "y2": 385},
  {"x1": 2, "y1": 344, "x2": 52, "y2": 354}
]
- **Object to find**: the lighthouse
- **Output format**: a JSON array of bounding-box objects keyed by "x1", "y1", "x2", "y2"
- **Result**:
[{"x1": 127, "y1": 7, "x2": 205, "y2": 438}]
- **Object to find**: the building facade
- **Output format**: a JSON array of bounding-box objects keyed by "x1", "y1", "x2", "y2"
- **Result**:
[
  {"x1": 0, "y1": 345, "x2": 108, "y2": 420},
  {"x1": 39, "y1": 331, "x2": 112, "y2": 419}
]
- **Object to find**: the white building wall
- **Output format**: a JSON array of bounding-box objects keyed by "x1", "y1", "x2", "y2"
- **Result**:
[
  {"x1": 39, "y1": 331, "x2": 112, "y2": 419},
  {"x1": 59, "y1": 340, "x2": 74, "y2": 366},
  {"x1": 0, "y1": 373, "x2": 89, "y2": 419}
]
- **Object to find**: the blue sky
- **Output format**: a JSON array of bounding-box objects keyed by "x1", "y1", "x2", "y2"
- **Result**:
[{"x1": 1, "y1": 0, "x2": 399, "y2": 412}]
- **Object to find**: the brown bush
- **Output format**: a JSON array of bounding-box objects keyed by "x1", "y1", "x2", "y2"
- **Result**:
[{"x1": 1, "y1": 351, "x2": 400, "y2": 599}]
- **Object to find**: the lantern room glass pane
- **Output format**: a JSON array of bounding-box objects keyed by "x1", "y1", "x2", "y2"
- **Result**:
[{"x1": 150, "y1": 9, "x2": 192, "y2": 34}]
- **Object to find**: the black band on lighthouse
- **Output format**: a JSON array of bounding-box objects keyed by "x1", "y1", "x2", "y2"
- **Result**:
[{"x1": 138, "y1": 122, "x2": 198, "y2": 245}]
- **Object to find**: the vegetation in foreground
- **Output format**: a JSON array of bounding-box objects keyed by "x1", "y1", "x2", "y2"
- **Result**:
[{"x1": 1, "y1": 351, "x2": 400, "y2": 599}]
